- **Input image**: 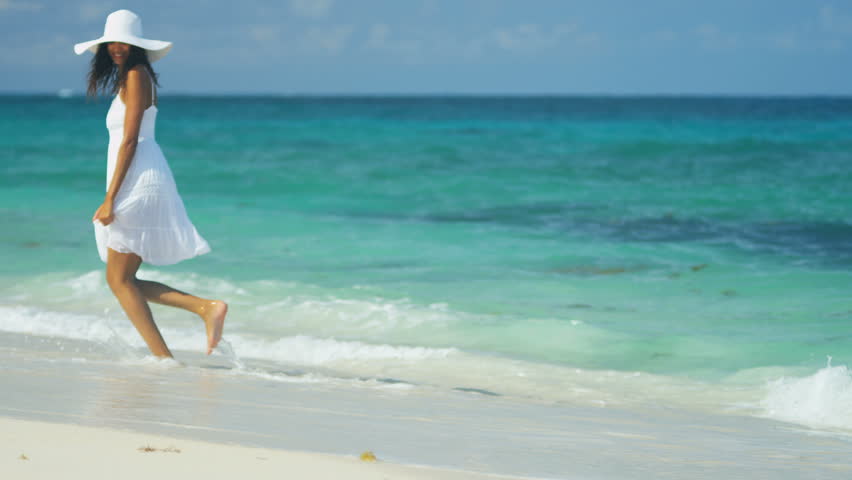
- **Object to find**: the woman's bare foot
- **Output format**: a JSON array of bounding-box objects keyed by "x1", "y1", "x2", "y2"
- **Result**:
[{"x1": 201, "y1": 301, "x2": 227, "y2": 355}]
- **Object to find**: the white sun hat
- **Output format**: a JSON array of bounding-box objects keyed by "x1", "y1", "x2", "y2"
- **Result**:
[{"x1": 74, "y1": 9, "x2": 172, "y2": 62}]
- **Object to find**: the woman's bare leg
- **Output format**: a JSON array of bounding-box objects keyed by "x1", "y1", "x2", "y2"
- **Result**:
[
  {"x1": 135, "y1": 280, "x2": 227, "y2": 354},
  {"x1": 106, "y1": 248, "x2": 172, "y2": 358}
]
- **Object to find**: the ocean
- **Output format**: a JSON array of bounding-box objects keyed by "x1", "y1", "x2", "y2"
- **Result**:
[{"x1": 2, "y1": 94, "x2": 852, "y2": 478}]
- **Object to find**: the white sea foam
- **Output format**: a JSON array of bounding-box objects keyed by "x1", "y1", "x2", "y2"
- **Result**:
[
  {"x1": 219, "y1": 334, "x2": 456, "y2": 365},
  {"x1": 0, "y1": 304, "x2": 722, "y2": 409},
  {"x1": 6, "y1": 272, "x2": 852, "y2": 431},
  {"x1": 761, "y1": 358, "x2": 852, "y2": 431},
  {"x1": 45, "y1": 270, "x2": 457, "y2": 338},
  {"x1": 230, "y1": 367, "x2": 416, "y2": 391},
  {"x1": 67, "y1": 270, "x2": 105, "y2": 296},
  {"x1": 244, "y1": 291, "x2": 464, "y2": 343},
  {"x1": 7, "y1": 270, "x2": 246, "y2": 310},
  {"x1": 117, "y1": 355, "x2": 184, "y2": 369},
  {"x1": 0, "y1": 304, "x2": 455, "y2": 366},
  {"x1": 0, "y1": 305, "x2": 119, "y2": 344},
  {"x1": 11, "y1": 301, "x2": 844, "y2": 431}
]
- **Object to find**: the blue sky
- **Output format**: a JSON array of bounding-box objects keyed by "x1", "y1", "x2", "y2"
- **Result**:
[{"x1": 1, "y1": 0, "x2": 851, "y2": 95}]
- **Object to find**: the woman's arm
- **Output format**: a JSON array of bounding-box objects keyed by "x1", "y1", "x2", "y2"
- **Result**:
[{"x1": 93, "y1": 67, "x2": 152, "y2": 225}]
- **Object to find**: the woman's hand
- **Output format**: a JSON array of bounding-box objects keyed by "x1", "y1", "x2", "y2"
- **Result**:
[{"x1": 92, "y1": 200, "x2": 115, "y2": 226}]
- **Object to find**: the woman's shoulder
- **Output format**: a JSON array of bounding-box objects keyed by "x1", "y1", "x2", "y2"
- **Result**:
[
  {"x1": 124, "y1": 66, "x2": 154, "y2": 95},
  {"x1": 126, "y1": 65, "x2": 153, "y2": 83},
  {"x1": 121, "y1": 66, "x2": 155, "y2": 106}
]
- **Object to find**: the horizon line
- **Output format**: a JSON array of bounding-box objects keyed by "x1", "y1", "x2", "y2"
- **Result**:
[{"x1": 3, "y1": 90, "x2": 852, "y2": 99}]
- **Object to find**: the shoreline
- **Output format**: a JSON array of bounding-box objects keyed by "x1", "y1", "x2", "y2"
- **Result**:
[
  {"x1": 4, "y1": 92, "x2": 852, "y2": 100},
  {"x1": 3, "y1": 328, "x2": 852, "y2": 480},
  {"x1": 1, "y1": 417, "x2": 520, "y2": 480}
]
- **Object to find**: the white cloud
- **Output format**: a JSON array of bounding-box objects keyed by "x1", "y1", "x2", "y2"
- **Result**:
[
  {"x1": 78, "y1": 2, "x2": 117, "y2": 21},
  {"x1": 361, "y1": 22, "x2": 601, "y2": 64},
  {"x1": 241, "y1": 24, "x2": 353, "y2": 57},
  {"x1": 0, "y1": 0, "x2": 42, "y2": 11},
  {"x1": 288, "y1": 0, "x2": 333, "y2": 19},
  {"x1": 366, "y1": 23, "x2": 391, "y2": 49},
  {"x1": 629, "y1": 30, "x2": 679, "y2": 53},
  {"x1": 720, "y1": 5, "x2": 852, "y2": 55},
  {"x1": 767, "y1": 30, "x2": 802, "y2": 52},
  {"x1": 249, "y1": 25, "x2": 283, "y2": 43},
  {"x1": 364, "y1": 23, "x2": 442, "y2": 65},
  {"x1": 0, "y1": 33, "x2": 74, "y2": 66},
  {"x1": 648, "y1": 30, "x2": 678, "y2": 44},
  {"x1": 494, "y1": 24, "x2": 545, "y2": 52},
  {"x1": 418, "y1": 0, "x2": 438, "y2": 17},
  {"x1": 491, "y1": 23, "x2": 598, "y2": 54},
  {"x1": 819, "y1": 5, "x2": 852, "y2": 35},
  {"x1": 302, "y1": 25, "x2": 353, "y2": 54},
  {"x1": 694, "y1": 23, "x2": 739, "y2": 50},
  {"x1": 688, "y1": 6, "x2": 851, "y2": 55},
  {"x1": 762, "y1": 5, "x2": 851, "y2": 53}
]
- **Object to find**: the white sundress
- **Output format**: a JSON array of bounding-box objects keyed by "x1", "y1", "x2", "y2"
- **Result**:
[{"x1": 94, "y1": 83, "x2": 210, "y2": 266}]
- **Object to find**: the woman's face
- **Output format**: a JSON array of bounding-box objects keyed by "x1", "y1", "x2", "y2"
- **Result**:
[{"x1": 107, "y1": 42, "x2": 130, "y2": 66}]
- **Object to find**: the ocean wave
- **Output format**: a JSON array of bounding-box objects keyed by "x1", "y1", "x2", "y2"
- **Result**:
[
  {"x1": 1, "y1": 270, "x2": 482, "y2": 357},
  {"x1": 761, "y1": 358, "x2": 852, "y2": 431},
  {"x1": 0, "y1": 304, "x2": 741, "y2": 409},
  {"x1": 221, "y1": 334, "x2": 456, "y2": 365},
  {"x1": 0, "y1": 304, "x2": 455, "y2": 363},
  {"x1": 0, "y1": 305, "x2": 118, "y2": 343},
  {"x1": 10, "y1": 302, "x2": 852, "y2": 435},
  {"x1": 63, "y1": 269, "x2": 249, "y2": 298},
  {"x1": 5, "y1": 271, "x2": 852, "y2": 433}
]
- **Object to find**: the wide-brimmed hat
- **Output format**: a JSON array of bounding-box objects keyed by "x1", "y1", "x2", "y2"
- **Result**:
[{"x1": 74, "y1": 9, "x2": 172, "y2": 62}]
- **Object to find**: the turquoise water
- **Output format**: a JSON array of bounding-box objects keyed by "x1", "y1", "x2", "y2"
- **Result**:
[{"x1": 1, "y1": 95, "x2": 851, "y2": 427}]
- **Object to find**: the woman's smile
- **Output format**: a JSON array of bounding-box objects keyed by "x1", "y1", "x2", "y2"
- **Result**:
[{"x1": 107, "y1": 42, "x2": 130, "y2": 65}]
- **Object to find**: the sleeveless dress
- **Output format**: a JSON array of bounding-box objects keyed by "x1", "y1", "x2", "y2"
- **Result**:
[{"x1": 94, "y1": 85, "x2": 210, "y2": 266}]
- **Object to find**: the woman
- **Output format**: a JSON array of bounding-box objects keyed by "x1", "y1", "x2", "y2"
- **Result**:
[{"x1": 75, "y1": 10, "x2": 226, "y2": 358}]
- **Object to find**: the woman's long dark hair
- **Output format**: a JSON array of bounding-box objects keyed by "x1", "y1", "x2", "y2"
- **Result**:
[{"x1": 86, "y1": 43, "x2": 159, "y2": 98}]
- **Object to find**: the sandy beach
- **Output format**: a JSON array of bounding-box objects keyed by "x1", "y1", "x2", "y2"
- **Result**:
[{"x1": 1, "y1": 417, "x2": 516, "y2": 480}]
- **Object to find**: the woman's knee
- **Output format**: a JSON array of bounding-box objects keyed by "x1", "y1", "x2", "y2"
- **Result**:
[
  {"x1": 105, "y1": 268, "x2": 131, "y2": 292},
  {"x1": 105, "y1": 250, "x2": 142, "y2": 291},
  {"x1": 105, "y1": 263, "x2": 136, "y2": 292}
]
